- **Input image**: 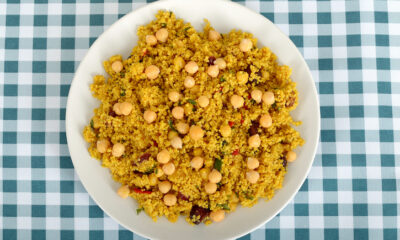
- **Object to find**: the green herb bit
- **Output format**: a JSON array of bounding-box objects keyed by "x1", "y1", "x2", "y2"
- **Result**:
[
  {"x1": 192, "y1": 107, "x2": 197, "y2": 112},
  {"x1": 184, "y1": 27, "x2": 190, "y2": 31},
  {"x1": 120, "y1": 72, "x2": 125, "y2": 77},
  {"x1": 136, "y1": 207, "x2": 144, "y2": 215},
  {"x1": 219, "y1": 76, "x2": 226, "y2": 82},
  {"x1": 250, "y1": 99, "x2": 256, "y2": 104},
  {"x1": 90, "y1": 119, "x2": 94, "y2": 129},
  {"x1": 144, "y1": 165, "x2": 156, "y2": 174},
  {"x1": 120, "y1": 89, "x2": 126, "y2": 97},
  {"x1": 243, "y1": 191, "x2": 254, "y2": 200},
  {"x1": 169, "y1": 11, "x2": 173, "y2": 17},
  {"x1": 188, "y1": 99, "x2": 197, "y2": 105},
  {"x1": 168, "y1": 120, "x2": 178, "y2": 132},
  {"x1": 214, "y1": 158, "x2": 222, "y2": 171},
  {"x1": 217, "y1": 203, "x2": 230, "y2": 211},
  {"x1": 161, "y1": 23, "x2": 167, "y2": 27}
]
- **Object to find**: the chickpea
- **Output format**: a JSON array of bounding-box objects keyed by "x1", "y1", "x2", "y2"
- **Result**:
[
  {"x1": 157, "y1": 149, "x2": 170, "y2": 164},
  {"x1": 197, "y1": 96, "x2": 210, "y2": 108},
  {"x1": 184, "y1": 76, "x2": 195, "y2": 88},
  {"x1": 286, "y1": 151, "x2": 297, "y2": 162},
  {"x1": 158, "y1": 181, "x2": 171, "y2": 194},
  {"x1": 262, "y1": 91, "x2": 275, "y2": 105},
  {"x1": 246, "y1": 170, "x2": 260, "y2": 184},
  {"x1": 191, "y1": 156, "x2": 204, "y2": 170},
  {"x1": 113, "y1": 102, "x2": 122, "y2": 115},
  {"x1": 149, "y1": 174, "x2": 157, "y2": 186},
  {"x1": 143, "y1": 110, "x2": 157, "y2": 123},
  {"x1": 172, "y1": 106, "x2": 184, "y2": 120},
  {"x1": 189, "y1": 125, "x2": 204, "y2": 141},
  {"x1": 259, "y1": 114, "x2": 272, "y2": 128},
  {"x1": 176, "y1": 122, "x2": 189, "y2": 134},
  {"x1": 168, "y1": 131, "x2": 178, "y2": 140},
  {"x1": 193, "y1": 148, "x2": 203, "y2": 157},
  {"x1": 112, "y1": 143, "x2": 125, "y2": 157},
  {"x1": 230, "y1": 95, "x2": 244, "y2": 109},
  {"x1": 248, "y1": 134, "x2": 261, "y2": 148},
  {"x1": 162, "y1": 162, "x2": 175, "y2": 175},
  {"x1": 185, "y1": 61, "x2": 198, "y2": 75},
  {"x1": 117, "y1": 185, "x2": 130, "y2": 199},
  {"x1": 239, "y1": 38, "x2": 253, "y2": 52},
  {"x1": 96, "y1": 139, "x2": 110, "y2": 153},
  {"x1": 163, "y1": 193, "x2": 177, "y2": 206},
  {"x1": 111, "y1": 60, "x2": 123, "y2": 73},
  {"x1": 207, "y1": 65, "x2": 219, "y2": 78},
  {"x1": 208, "y1": 169, "x2": 222, "y2": 183},
  {"x1": 145, "y1": 65, "x2": 160, "y2": 80},
  {"x1": 156, "y1": 166, "x2": 164, "y2": 178},
  {"x1": 247, "y1": 157, "x2": 259, "y2": 170},
  {"x1": 208, "y1": 30, "x2": 221, "y2": 41},
  {"x1": 145, "y1": 34, "x2": 157, "y2": 46},
  {"x1": 170, "y1": 136, "x2": 183, "y2": 149},
  {"x1": 210, "y1": 210, "x2": 225, "y2": 222},
  {"x1": 215, "y1": 58, "x2": 226, "y2": 70},
  {"x1": 155, "y1": 28, "x2": 168, "y2": 42},
  {"x1": 236, "y1": 71, "x2": 249, "y2": 85},
  {"x1": 173, "y1": 56, "x2": 185, "y2": 71},
  {"x1": 168, "y1": 91, "x2": 180, "y2": 102},
  {"x1": 119, "y1": 102, "x2": 132, "y2": 116},
  {"x1": 219, "y1": 125, "x2": 231, "y2": 137},
  {"x1": 205, "y1": 182, "x2": 217, "y2": 194},
  {"x1": 251, "y1": 89, "x2": 263, "y2": 103}
]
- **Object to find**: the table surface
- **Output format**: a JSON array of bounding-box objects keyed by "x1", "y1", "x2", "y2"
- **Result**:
[{"x1": 1, "y1": 0, "x2": 399, "y2": 239}]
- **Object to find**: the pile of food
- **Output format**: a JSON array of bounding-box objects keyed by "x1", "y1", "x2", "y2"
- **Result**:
[{"x1": 83, "y1": 10, "x2": 304, "y2": 225}]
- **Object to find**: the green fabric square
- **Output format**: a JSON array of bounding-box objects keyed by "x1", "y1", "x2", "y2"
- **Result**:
[
  {"x1": 294, "y1": 204, "x2": 308, "y2": 216},
  {"x1": 3, "y1": 132, "x2": 17, "y2": 144},
  {"x1": 352, "y1": 179, "x2": 367, "y2": 191},
  {"x1": 349, "y1": 106, "x2": 364, "y2": 118},
  {"x1": 6, "y1": 15, "x2": 19, "y2": 26},
  {"x1": 322, "y1": 154, "x2": 336, "y2": 166},
  {"x1": 376, "y1": 35, "x2": 389, "y2": 46},
  {"x1": 290, "y1": 36, "x2": 303, "y2": 48},
  {"x1": 61, "y1": 38, "x2": 75, "y2": 49},
  {"x1": 3, "y1": 180, "x2": 17, "y2": 192},
  {"x1": 90, "y1": 14, "x2": 104, "y2": 26},
  {"x1": 32, "y1": 180, "x2": 46, "y2": 193},
  {"x1": 299, "y1": 179, "x2": 308, "y2": 191},
  {"x1": 382, "y1": 179, "x2": 396, "y2": 191},
  {"x1": 381, "y1": 154, "x2": 395, "y2": 167},
  {"x1": 346, "y1": 11, "x2": 360, "y2": 23},
  {"x1": 350, "y1": 130, "x2": 365, "y2": 142},
  {"x1": 383, "y1": 204, "x2": 397, "y2": 216},
  {"x1": 265, "y1": 230, "x2": 279, "y2": 240},
  {"x1": 319, "y1": 59, "x2": 333, "y2": 70},
  {"x1": 317, "y1": 12, "x2": 331, "y2": 24},
  {"x1": 90, "y1": 231, "x2": 104, "y2": 240},
  {"x1": 61, "y1": 85, "x2": 70, "y2": 96},
  {"x1": 34, "y1": 15, "x2": 47, "y2": 26},
  {"x1": 60, "y1": 156, "x2": 73, "y2": 169},
  {"x1": 377, "y1": 58, "x2": 390, "y2": 70},
  {"x1": 289, "y1": 13, "x2": 302, "y2": 24},
  {"x1": 320, "y1": 106, "x2": 334, "y2": 118},
  {"x1": 324, "y1": 204, "x2": 338, "y2": 216},
  {"x1": 324, "y1": 229, "x2": 338, "y2": 240},
  {"x1": 61, "y1": 230, "x2": 74, "y2": 240},
  {"x1": 318, "y1": 35, "x2": 332, "y2": 47},
  {"x1": 61, "y1": 181, "x2": 74, "y2": 193},
  {"x1": 33, "y1": 38, "x2": 47, "y2": 49},
  {"x1": 347, "y1": 34, "x2": 361, "y2": 46},
  {"x1": 31, "y1": 132, "x2": 45, "y2": 144},
  {"x1": 319, "y1": 82, "x2": 333, "y2": 94},
  {"x1": 375, "y1": 11, "x2": 388, "y2": 23},
  {"x1": 60, "y1": 108, "x2": 66, "y2": 120},
  {"x1": 61, "y1": 61, "x2": 75, "y2": 73},
  {"x1": 348, "y1": 58, "x2": 362, "y2": 69},
  {"x1": 295, "y1": 229, "x2": 309, "y2": 240},
  {"x1": 321, "y1": 130, "x2": 335, "y2": 142},
  {"x1": 89, "y1": 37, "x2": 97, "y2": 47},
  {"x1": 323, "y1": 179, "x2": 337, "y2": 191},
  {"x1": 238, "y1": 235, "x2": 250, "y2": 240},
  {"x1": 384, "y1": 229, "x2": 397, "y2": 240},
  {"x1": 32, "y1": 156, "x2": 45, "y2": 168},
  {"x1": 5, "y1": 61, "x2": 18, "y2": 72},
  {"x1": 5, "y1": 38, "x2": 19, "y2": 49},
  {"x1": 62, "y1": 15, "x2": 75, "y2": 26},
  {"x1": 3, "y1": 229, "x2": 17, "y2": 240},
  {"x1": 32, "y1": 109, "x2": 46, "y2": 120},
  {"x1": 90, "y1": 0, "x2": 103, "y2": 2},
  {"x1": 119, "y1": 230, "x2": 133, "y2": 240},
  {"x1": 32, "y1": 230, "x2": 46, "y2": 240},
  {"x1": 4, "y1": 84, "x2": 18, "y2": 96},
  {"x1": 35, "y1": 0, "x2": 48, "y2": 3},
  {"x1": 351, "y1": 154, "x2": 366, "y2": 166},
  {"x1": 60, "y1": 132, "x2": 67, "y2": 144},
  {"x1": 380, "y1": 130, "x2": 393, "y2": 142},
  {"x1": 348, "y1": 81, "x2": 363, "y2": 93},
  {"x1": 32, "y1": 205, "x2": 46, "y2": 217},
  {"x1": 3, "y1": 156, "x2": 17, "y2": 168},
  {"x1": 262, "y1": 13, "x2": 274, "y2": 22},
  {"x1": 33, "y1": 61, "x2": 46, "y2": 73},
  {"x1": 377, "y1": 82, "x2": 391, "y2": 93},
  {"x1": 8, "y1": 0, "x2": 20, "y2": 3},
  {"x1": 4, "y1": 108, "x2": 17, "y2": 120},
  {"x1": 353, "y1": 204, "x2": 368, "y2": 216},
  {"x1": 32, "y1": 85, "x2": 46, "y2": 96},
  {"x1": 3, "y1": 204, "x2": 17, "y2": 217},
  {"x1": 379, "y1": 106, "x2": 392, "y2": 118},
  {"x1": 89, "y1": 205, "x2": 104, "y2": 218},
  {"x1": 354, "y1": 229, "x2": 368, "y2": 240},
  {"x1": 61, "y1": 205, "x2": 74, "y2": 218}
]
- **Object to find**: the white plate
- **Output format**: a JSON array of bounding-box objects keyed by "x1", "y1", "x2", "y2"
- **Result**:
[{"x1": 66, "y1": 0, "x2": 320, "y2": 239}]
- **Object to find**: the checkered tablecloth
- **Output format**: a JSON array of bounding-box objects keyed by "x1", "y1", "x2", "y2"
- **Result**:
[{"x1": 1, "y1": 0, "x2": 399, "y2": 239}]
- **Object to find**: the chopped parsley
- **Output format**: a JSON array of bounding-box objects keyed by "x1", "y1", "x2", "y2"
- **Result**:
[
  {"x1": 188, "y1": 99, "x2": 197, "y2": 105},
  {"x1": 168, "y1": 120, "x2": 178, "y2": 132},
  {"x1": 90, "y1": 119, "x2": 94, "y2": 129},
  {"x1": 219, "y1": 76, "x2": 226, "y2": 83},
  {"x1": 243, "y1": 191, "x2": 254, "y2": 200},
  {"x1": 221, "y1": 140, "x2": 227, "y2": 147},
  {"x1": 161, "y1": 23, "x2": 167, "y2": 27},
  {"x1": 144, "y1": 165, "x2": 156, "y2": 174},
  {"x1": 217, "y1": 203, "x2": 230, "y2": 211},
  {"x1": 120, "y1": 72, "x2": 125, "y2": 77},
  {"x1": 184, "y1": 27, "x2": 191, "y2": 32},
  {"x1": 136, "y1": 207, "x2": 144, "y2": 215},
  {"x1": 214, "y1": 158, "x2": 222, "y2": 171},
  {"x1": 120, "y1": 89, "x2": 126, "y2": 97}
]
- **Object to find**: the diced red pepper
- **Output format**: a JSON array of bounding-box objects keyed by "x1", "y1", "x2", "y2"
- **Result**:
[
  {"x1": 142, "y1": 48, "x2": 148, "y2": 56},
  {"x1": 133, "y1": 188, "x2": 152, "y2": 194},
  {"x1": 219, "y1": 86, "x2": 224, "y2": 92},
  {"x1": 139, "y1": 153, "x2": 151, "y2": 162},
  {"x1": 228, "y1": 121, "x2": 234, "y2": 127},
  {"x1": 153, "y1": 140, "x2": 158, "y2": 147},
  {"x1": 232, "y1": 149, "x2": 240, "y2": 156},
  {"x1": 243, "y1": 104, "x2": 249, "y2": 110},
  {"x1": 240, "y1": 115, "x2": 244, "y2": 124},
  {"x1": 247, "y1": 94, "x2": 251, "y2": 99}
]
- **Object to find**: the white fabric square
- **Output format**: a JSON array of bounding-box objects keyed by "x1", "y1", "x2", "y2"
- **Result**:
[
  {"x1": 17, "y1": 217, "x2": 32, "y2": 230},
  {"x1": 367, "y1": 191, "x2": 382, "y2": 204},
  {"x1": 368, "y1": 216, "x2": 383, "y2": 229},
  {"x1": 274, "y1": 1, "x2": 288, "y2": 13},
  {"x1": 332, "y1": 47, "x2": 348, "y2": 59},
  {"x1": 337, "y1": 167, "x2": 352, "y2": 179},
  {"x1": 308, "y1": 191, "x2": 324, "y2": 204},
  {"x1": 46, "y1": 26, "x2": 62, "y2": 38},
  {"x1": 279, "y1": 216, "x2": 295, "y2": 229},
  {"x1": 46, "y1": 97, "x2": 61, "y2": 109},
  {"x1": 330, "y1": 1, "x2": 346, "y2": 13},
  {"x1": 338, "y1": 216, "x2": 354, "y2": 229},
  {"x1": 362, "y1": 69, "x2": 377, "y2": 82},
  {"x1": 46, "y1": 217, "x2": 61, "y2": 230},
  {"x1": 75, "y1": 218, "x2": 90, "y2": 230},
  {"x1": 48, "y1": 3, "x2": 62, "y2": 15},
  {"x1": 361, "y1": 46, "x2": 377, "y2": 58},
  {"x1": 366, "y1": 166, "x2": 381, "y2": 179},
  {"x1": 17, "y1": 168, "x2": 31, "y2": 180},
  {"x1": 75, "y1": 3, "x2": 90, "y2": 15},
  {"x1": 45, "y1": 144, "x2": 60, "y2": 156},
  {"x1": 363, "y1": 93, "x2": 378, "y2": 106},
  {"x1": 20, "y1": 3, "x2": 35, "y2": 15},
  {"x1": 365, "y1": 142, "x2": 381, "y2": 154},
  {"x1": 364, "y1": 117, "x2": 379, "y2": 130},
  {"x1": 19, "y1": 26, "x2": 34, "y2": 38},
  {"x1": 46, "y1": 168, "x2": 60, "y2": 181},
  {"x1": 17, "y1": 144, "x2": 32, "y2": 157},
  {"x1": 302, "y1": 1, "x2": 317, "y2": 13},
  {"x1": 303, "y1": 24, "x2": 318, "y2": 36},
  {"x1": 17, "y1": 192, "x2": 32, "y2": 205},
  {"x1": 359, "y1": 0, "x2": 374, "y2": 11},
  {"x1": 46, "y1": 193, "x2": 61, "y2": 205},
  {"x1": 331, "y1": 23, "x2": 347, "y2": 35},
  {"x1": 360, "y1": 22, "x2": 376, "y2": 35},
  {"x1": 334, "y1": 93, "x2": 349, "y2": 106}
]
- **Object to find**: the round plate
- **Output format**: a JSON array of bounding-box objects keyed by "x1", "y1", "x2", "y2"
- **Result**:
[{"x1": 66, "y1": 0, "x2": 320, "y2": 239}]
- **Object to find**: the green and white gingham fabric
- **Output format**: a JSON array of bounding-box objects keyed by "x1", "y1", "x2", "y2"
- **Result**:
[{"x1": 1, "y1": 0, "x2": 399, "y2": 239}]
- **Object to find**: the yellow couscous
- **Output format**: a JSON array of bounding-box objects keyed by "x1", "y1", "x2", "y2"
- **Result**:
[{"x1": 83, "y1": 10, "x2": 304, "y2": 225}]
